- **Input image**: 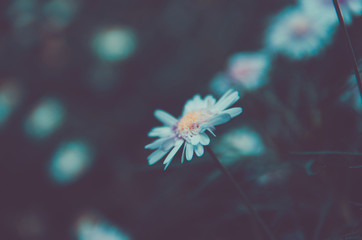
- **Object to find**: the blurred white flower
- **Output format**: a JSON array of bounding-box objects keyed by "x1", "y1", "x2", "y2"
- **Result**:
[
  {"x1": 77, "y1": 217, "x2": 130, "y2": 240},
  {"x1": 300, "y1": 0, "x2": 362, "y2": 25},
  {"x1": 92, "y1": 27, "x2": 137, "y2": 62},
  {"x1": 210, "y1": 51, "x2": 270, "y2": 95},
  {"x1": 215, "y1": 127, "x2": 265, "y2": 165},
  {"x1": 24, "y1": 98, "x2": 65, "y2": 139},
  {"x1": 265, "y1": 6, "x2": 336, "y2": 59},
  {"x1": 49, "y1": 141, "x2": 93, "y2": 184},
  {"x1": 145, "y1": 89, "x2": 242, "y2": 170},
  {"x1": 42, "y1": 0, "x2": 82, "y2": 31}
]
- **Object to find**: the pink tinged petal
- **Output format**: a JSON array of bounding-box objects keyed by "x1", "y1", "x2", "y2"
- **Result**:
[
  {"x1": 214, "y1": 89, "x2": 240, "y2": 111},
  {"x1": 200, "y1": 133, "x2": 210, "y2": 145},
  {"x1": 222, "y1": 107, "x2": 243, "y2": 118},
  {"x1": 148, "y1": 149, "x2": 168, "y2": 165},
  {"x1": 163, "y1": 139, "x2": 184, "y2": 169},
  {"x1": 145, "y1": 138, "x2": 169, "y2": 149},
  {"x1": 208, "y1": 113, "x2": 231, "y2": 126},
  {"x1": 148, "y1": 127, "x2": 172, "y2": 137},
  {"x1": 185, "y1": 142, "x2": 194, "y2": 161},
  {"x1": 194, "y1": 144, "x2": 204, "y2": 157},
  {"x1": 190, "y1": 134, "x2": 201, "y2": 145},
  {"x1": 154, "y1": 109, "x2": 177, "y2": 126}
]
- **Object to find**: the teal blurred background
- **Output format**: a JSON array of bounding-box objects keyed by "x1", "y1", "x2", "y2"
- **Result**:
[{"x1": 1, "y1": 0, "x2": 362, "y2": 239}]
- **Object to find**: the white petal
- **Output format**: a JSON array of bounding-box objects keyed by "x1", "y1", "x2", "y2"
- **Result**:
[
  {"x1": 160, "y1": 138, "x2": 176, "y2": 151},
  {"x1": 208, "y1": 113, "x2": 231, "y2": 126},
  {"x1": 222, "y1": 107, "x2": 243, "y2": 118},
  {"x1": 200, "y1": 133, "x2": 210, "y2": 145},
  {"x1": 183, "y1": 94, "x2": 203, "y2": 114},
  {"x1": 163, "y1": 139, "x2": 184, "y2": 168},
  {"x1": 214, "y1": 89, "x2": 240, "y2": 111},
  {"x1": 181, "y1": 143, "x2": 186, "y2": 163},
  {"x1": 148, "y1": 149, "x2": 168, "y2": 165},
  {"x1": 204, "y1": 95, "x2": 216, "y2": 108},
  {"x1": 194, "y1": 144, "x2": 204, "y2": 157},
  {"x1": 154, "y1": 110, "x2": 177, "y2": 126},
  {"x1": 145, "y1": 138, "x2": 169, "y2": 149},
  {"x1": 208, "y1": 128, "x2": 216, "y2": 137},
  {"x1": 186, "y1": 143, "x2": 194, "y2": 161},
  {"x1": 148, "y1": 127, "x2": 172, "y2": 137},
  {"x1": 190, "y1": 134, "x2": 201, "y2": 145}
]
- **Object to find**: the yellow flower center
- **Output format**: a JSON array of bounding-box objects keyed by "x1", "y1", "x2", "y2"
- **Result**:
[
  {"x1": 177, "y1": 111, "x2": 202, "y2": 132},
  {"x1": 176, "y1": 110, "x2": 211, "y2": 140}
]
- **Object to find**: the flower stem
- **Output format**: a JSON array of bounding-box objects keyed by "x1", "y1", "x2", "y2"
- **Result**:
[
  {"x1": 205, "y1": 146, "x2": 276, "y2": 240},
  {"x1": 332, "y1": 0, "x2": 362, "y2": 98}
]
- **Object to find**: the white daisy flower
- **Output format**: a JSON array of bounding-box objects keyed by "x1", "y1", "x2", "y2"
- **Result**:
[
  {"x1": 210, "y1": 51, "x2": 270, "y2": 95},
  {"x1": 145, "y1": 89, "x2": 242, "y2": 170},
  {"x1": 265, "y1": 6, "x2": 337, "y2": 59},
  {"x1": 300, "y1": 0, "x2": 362, "y2": 25}
]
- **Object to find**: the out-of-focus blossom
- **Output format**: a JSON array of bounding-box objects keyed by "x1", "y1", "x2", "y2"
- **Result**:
[
  {"x1": 215, "y1": 127, "x2": 265, "y2": 165},
  {"x1": 340, "y1": 76, "x2": 362, "y2": 112},
  {"x1": 300, "y1": 0, "x2": 362, "y2": 25},
  {"x1": 265, "y1": 7, "x2": 336, "y2": 60},
  {"x1": 76, "y1": 215, "x2": 131, "y2": 240},
  {"x1": 145, "y1": 89, "x2": 242, "y2": 170},
  {"x1": 210, "y1": 52, "x2": 270, "y2": 95},
  {"x1": 0, "y1": 81, "x2": 23, "y2": 127},
  {"x1": 49, "y1": 140, "x2": 93, "y2": 184},
  {"x1": 24, "y1": 98, "x2": 65, "y2": 139},
  {"x1": 92, "y1": 27, "x2": 137, "y2": 62},
  {"x1": 42, "y1": 0, "x2": 81, "y2": 31},
  {"x1": 7, "y1": 0, "x2": 38, "y2": 29}
]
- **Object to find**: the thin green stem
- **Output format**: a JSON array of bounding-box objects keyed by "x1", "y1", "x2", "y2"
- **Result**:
[
  {"x1": 206, "y1": 146, "x2": 276, "y2": 240},
  {"x1": 332, "y1": 0, "x2": 362, "y2": 99}
]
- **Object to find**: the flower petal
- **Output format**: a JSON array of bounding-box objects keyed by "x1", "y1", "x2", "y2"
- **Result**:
[
  {"x1": 181, "y1": 143, "x2": 186, "y2": 164},
  {"x1": 214, "y1": 89, "x2": 240, "y2": 111},
  {"x1": 204, "y1": 95, "x2": 216, "y2": 108},
  {"x1": 222, "y1": 107, "x2": 243, "y2": 118},
  {"x1": 148, "y1": 149, "x2": 168, "y2": 165},
  {"x1": 163, "y1": 139, "x2": 184, "y2": 169},
  {"x1": 208, "y1": 113, "x2": 231, "y2": 126},
  {"x1": 194, "y1": 144, "x2": 204, "y2": 157},
  {"x1": 200, "y1": 133, "x2": 210, "y2": 145},
  {"x1": 148, "y1": 127, "x2": 172, "y2": 137},
  {"x1": 190, "y1": 134, "x2": 201, "y2": 145},
  {"x1": 160, "y1": 138, "x2": 176, "y2": 151},
  {"x1": 186, "y1": 142, "x2": 194, "y2": 161},
  {"x1": 183, "y1": 94, "x2": 203, "y2": 115},
  {"x1": 154, "y1": 110, "x2": 177, "y2": 126},
  {"x1": 145, "y1": 138, "x2": 169, "y2": 149}
]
